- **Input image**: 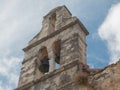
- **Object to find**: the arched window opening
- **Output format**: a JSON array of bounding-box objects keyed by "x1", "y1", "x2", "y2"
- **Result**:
[
  {"x1": 38, "y1": 46, "x2": 49, "y2": 73},
  {"x1": 49, "y1": 13, "x2": 56, "y2": 34},
  {"x1": 53, "y1": 40, "x2": 61, "y2": 65},
  {"x1": 51, "y1": 13, "x2": 56, "y2": 31}
]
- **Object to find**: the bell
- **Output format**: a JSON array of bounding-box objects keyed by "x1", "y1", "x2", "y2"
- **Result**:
[
  {"x1": 41, "y1": 56, "x2": 49, "y2": 64},
  {"x1": 39, "y1": 56, "x2": 49, "y2": 73},
  {"x1": 39, "y1": 64, "x2": 49, "y2": 73}
]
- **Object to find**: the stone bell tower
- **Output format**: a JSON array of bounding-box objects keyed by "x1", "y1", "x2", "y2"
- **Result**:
[{"x1": 16, "y1": 5, "x2": 89, "y2": 90}]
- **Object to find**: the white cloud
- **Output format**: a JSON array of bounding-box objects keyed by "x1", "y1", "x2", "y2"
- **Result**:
[
  {"x1": 0, "y1": 57, "x2": 22, "y2": 89},
  {"x1": 0, "y1": 80, "x2": 13, "y2": 90},
  {"x1": 98, "y1": 3, "x2": 120, "y2": 64},
  {"x1": 0, "y1": 57, "x2": 21, "y2": 76}
]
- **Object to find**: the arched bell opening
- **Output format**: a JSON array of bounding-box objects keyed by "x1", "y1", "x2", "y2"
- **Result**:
[
  {"x1": 52, "y1": 40, "x2": 61, "y2": 69},
  {"x1": 38, "y1": 46, "x2": 50, "y2": 74}
]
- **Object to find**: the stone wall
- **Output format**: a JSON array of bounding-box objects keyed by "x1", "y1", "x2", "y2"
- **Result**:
[
  {"x1": 90, "y1": 60, "x2": 120, "y2": 90},
  {"x1": 34, "y1": 60, "x2": 80, "y2": 90},
  {"x1": 18, "y1": 58, "x2": 120, "y2": 90},
  {"x1": 18, "y1": 57, "x2": 36, "y2": 87},
  {"x1": 16, "y1": 60, "x2": 82, "y2": 90}
]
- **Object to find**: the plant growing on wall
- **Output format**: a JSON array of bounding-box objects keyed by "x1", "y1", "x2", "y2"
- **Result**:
[{"x1": 75, "y1": 72, "x2": 88, "y2": 86}]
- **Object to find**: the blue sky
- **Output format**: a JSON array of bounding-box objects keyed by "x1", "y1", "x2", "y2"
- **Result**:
[{"x1": 0, "y1": 0, "x2": 120, "y2": 89}]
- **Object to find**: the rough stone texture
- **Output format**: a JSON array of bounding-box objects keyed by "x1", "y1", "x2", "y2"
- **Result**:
[
  {"x1": 34, "y1": 60, "x2": 80, "y2": 90},
  {"x1": 18, "y1": 57, "x2": 36, "y2": 87},
  {"x1": 90, "y1": 60, "x2": 120, "y2": 90},
  {"x1": 16, "y1": 5, "x2": 88, "y2": 89},
  {"x1": 16, "y1": 60, "x2": 83, "y2": 90},
  {"x1": 16, "y1": 5, "x2": 120, "y2": 90}
]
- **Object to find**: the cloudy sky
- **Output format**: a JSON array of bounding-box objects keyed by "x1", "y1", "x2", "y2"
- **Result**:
[{"x1": 0, "y1": 0, "x2": 120, "y2": 89}]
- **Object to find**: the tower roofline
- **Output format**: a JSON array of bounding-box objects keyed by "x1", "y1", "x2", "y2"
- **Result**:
[
  {"x1": 23, "y1": 17, "x2": 89, "y2": 52},
  {"x1": 43, "y1": 5, "x2": 72, "y2": 19}
]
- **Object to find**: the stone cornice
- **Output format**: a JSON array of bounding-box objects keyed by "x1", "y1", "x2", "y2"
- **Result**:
[
  {"x1": 22, "y1": 55, "x2": 37, "y2": 64},
  {"x1": 23, "y1": 17, "x2": 89, "y2": 52}
]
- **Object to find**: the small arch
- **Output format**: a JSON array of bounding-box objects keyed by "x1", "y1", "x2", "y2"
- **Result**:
[
  {"x1": 49, "y1": 13, "x2": 56, "y2": 34},
  {"x1": 52, "y1": 40, "x2": 61, "y2": 65},
  {"x1": 50, "y1": 13, "x2": 56, "y2": 31},
  {"x1": 38, "y1": 46, "x2": 50, "y2": 73}
]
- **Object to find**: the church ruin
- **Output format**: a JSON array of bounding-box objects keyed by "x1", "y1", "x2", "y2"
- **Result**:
[{"x1": 16, "y1": 5, "x2": 120, "y2": 90}]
